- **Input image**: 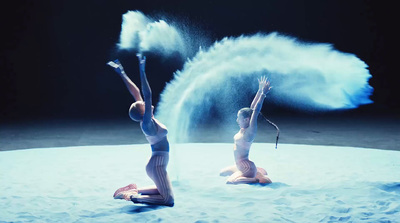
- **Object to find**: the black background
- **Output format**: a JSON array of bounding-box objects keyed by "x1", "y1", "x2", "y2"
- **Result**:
[{"x1": 1, "y1": 0, "x2": 398, "y2": 123}]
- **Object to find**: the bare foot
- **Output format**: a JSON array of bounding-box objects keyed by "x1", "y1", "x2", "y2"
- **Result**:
[
  {"x1": 122, "y1": 189, "x2": 139, "y2": 201},
  {"x1": 113, "y1": 183, "x2": 137, "y2": 198},
  {"x1": 114, "y1": 188, "x2": 139, "y2": 200},
  {"x1": 256, "y1": 172, "x2": 272, "y2": 184},
  {"x1": 257, "y1": 167, "x2": 268, "y2": 175}
]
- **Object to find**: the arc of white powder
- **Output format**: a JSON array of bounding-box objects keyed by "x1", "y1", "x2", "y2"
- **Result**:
[{"x1": 156, "y1": 33, "x2": 373, "y2": 143}]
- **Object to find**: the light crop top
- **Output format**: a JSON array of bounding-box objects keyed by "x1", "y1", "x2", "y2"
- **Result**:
[{"x1": 141, "y1": 118, "x2": 168, "y2": 145}]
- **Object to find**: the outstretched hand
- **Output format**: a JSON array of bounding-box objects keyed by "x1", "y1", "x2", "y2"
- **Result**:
[
  {"x1": 107, "y1": 59, "x2": 125, "y2": 74},
  {"x1": 258, "y1": 76, "x2": 267, "y2": 91},
  {"x1": 258, "y1": 76, "x2": 272, "y2": 95}
]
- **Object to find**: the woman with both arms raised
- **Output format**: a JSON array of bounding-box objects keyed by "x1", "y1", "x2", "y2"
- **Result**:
[
  {"x1": 220, "y1": 76, "x2": 273, "y2": 185},
  {"x1": 108, "y1": 54, "x2": 174, "y2": 207}
]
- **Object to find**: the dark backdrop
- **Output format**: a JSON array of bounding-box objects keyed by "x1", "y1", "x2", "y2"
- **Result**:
[{"x1": 1, "y1": 0, "x2": 398, "y2": 123}]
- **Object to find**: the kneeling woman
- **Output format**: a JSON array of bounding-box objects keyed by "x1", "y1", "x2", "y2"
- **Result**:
[
  {"x1": 108, "y1": 55, "x2": 174, "y2": 206},
  {"x1": 220, "y1": 76, "x2": 273, "y2": 185}
]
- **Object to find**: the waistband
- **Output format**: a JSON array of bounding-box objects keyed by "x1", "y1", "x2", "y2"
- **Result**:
[
  {"x1": 151, "y1": 151, "x2": 169, "y2": 156},
  {"x1": 150, "y1": 137, "x2": 169, "y2": 152},
  {"x1": 236, "y1": 158, "x2": 253, "y2": 164}
]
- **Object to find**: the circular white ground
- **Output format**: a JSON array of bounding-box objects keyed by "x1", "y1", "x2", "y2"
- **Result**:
[{"x1": 1, "y1": 143, "x2": 399, "y2": 222}]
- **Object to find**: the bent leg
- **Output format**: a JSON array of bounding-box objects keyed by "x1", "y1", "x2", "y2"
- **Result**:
[
  {"x1": 226, "y1": 160, "x2": 258, "y2": 184},
  {"x1": 134, "y1": 167, "x2": 174, "y2": 206},
  {"x1": 226, "y1": 171, "x2": 258, "y2": 184},
  {"x1": 133, "y1": 154, "x2": 174, "y2": 206}
]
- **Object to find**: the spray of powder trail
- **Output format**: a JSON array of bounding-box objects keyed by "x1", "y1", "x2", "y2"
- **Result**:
[
  {"x1": 117, "y1": 10, "x2": 209, "y2": 59},
  {"x1": 113, "y1": 11, "x2": 373, "y2": 143},
  {"x1": 156, "y1": 33, "x2": 373, "y2": 142}
]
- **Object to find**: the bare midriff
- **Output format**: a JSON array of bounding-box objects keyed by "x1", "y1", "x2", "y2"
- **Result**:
[
  {"x1": 234, "y1": 145, "x2": 250, "y2": 162},
  {"x1": 233, "y1": 130, "x2": 253, "y2": 162}
]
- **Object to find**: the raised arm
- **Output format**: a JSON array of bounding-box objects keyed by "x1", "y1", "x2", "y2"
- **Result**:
[
  {"x1": 250, "y1": 76, "x2": 268, "y2": 109},
  {"x1": 107, "y1": 59, "x2": 143, "y2": 102},
  {"x1": 137, "y1": 54, "x2": 157, "y2": 135},
  {"x1": 245, "y1": 78, "x2": 271, "y2": 140}
]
